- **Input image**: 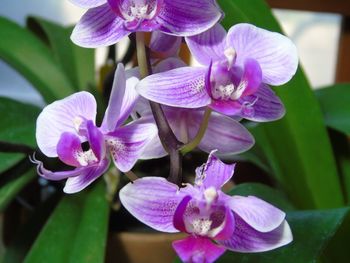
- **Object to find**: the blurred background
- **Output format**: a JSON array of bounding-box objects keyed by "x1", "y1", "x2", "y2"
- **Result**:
[{"x1": 0, "y1": 0, "x2": 347, "y2": 106}]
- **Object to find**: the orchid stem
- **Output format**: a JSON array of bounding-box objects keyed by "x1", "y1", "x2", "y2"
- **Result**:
[
  {"x1": 125, "y1": 170, "x2": 139, "y2": 182},
  {"x1": 135, "y1": 32, "x2": 183, "y2": 186},
  {"x1": 180, "y1": 107, "x2": 212, "y2": 155}
]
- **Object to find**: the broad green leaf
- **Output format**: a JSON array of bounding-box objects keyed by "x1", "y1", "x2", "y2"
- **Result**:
[
  {"x1": 27, "y1": 17, "x2": 95, "y2": 91},
  {"x1": 0, "y1": 97, "x2": 40, "y2": 147},
  {"x1": 0, "y1": 168, "x2": 36, "y2": 212},
  {"x1": 23, "y1": 181, "x2": 109, "y2": 263},
  {"x1": 0, "y1": 17, "x2": 75, "y2": 102},
  {"x1": 229, "y1": 183, "x2": 295, "y2": 211},
  {"x1": 0, "y1": 154, "x2": 24, "y2": 174},
  {"x1": 217, "y1": 208, "x2": 349, "y2": 263},
  {"x1": 0, "y1": 97, "x2": 40, "y2": 173},
  {"x1": 1, "y1": 193, "x2": 61, "y2": 263},
  {"x1": 217, "y1": 0, "x2": 344, "y2": 209},
  {"x1": 315, "y1": 84, "x2": 350, "y2": 135}
]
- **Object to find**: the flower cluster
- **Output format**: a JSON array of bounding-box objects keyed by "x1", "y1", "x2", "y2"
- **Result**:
[{"x1": 32, "y1": 0, "x2": 298, "y2": 262}]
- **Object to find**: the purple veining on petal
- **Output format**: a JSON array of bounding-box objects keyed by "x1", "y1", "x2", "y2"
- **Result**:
[{"x1": 70, "y1": 0, "x2": 107, "y2": 8}]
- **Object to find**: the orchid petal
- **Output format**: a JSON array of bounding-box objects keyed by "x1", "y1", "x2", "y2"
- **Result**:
[
  {"x1": 63, "y1": 158, "x2": 110, "y2": 194},
  {"x1": 173, "y1": 195, "x2": 192, "y2": 232},
  {"x1": 36, "y1": 91, "x2": 97, "y2": 157},
  {"x1": 71, "y1": 4, "x2": 130, "y2": 48},
  {"x1": 230, "y1": 196, "x2": 286, "y2": 232},
  {"x1": 69, "y1": 0, "x2": 106, "y2": 8},
  {"x1": 157, "y1": 0, "x2": 223, "y2": 37},
  {"x1": 137, "y1": 67, "x2": 211, "y2": 108},
  {"x1": 226, "y1": 23, "x2": 298, "y2": 85},
  {"x1": 57, "y1": 132, "x2": 83, "y2": 167},
  {"x1": 213, "y1": 207, "x2": 235, "y2": 241},
  {"x1": 239, "y1": 84, "x2": 285, "y2": 122},
  {"x1": 101, "y1": 64, "x2": 140, "y2": 132},
  {"x1": 86, "y1": 120, "x2": 106, "y2": 160},
  {"x1": 173, "y1": 236, "x2": 226, "y2": 263},
  {"x1": 187, "y1": 111, "x2": 255, "y2": 154},
  {"x1": 209, "y1": 99, "x2": 242, "y2": 116},
  {"x1": 153, "y1": 57, "x2": 187, "y2": 73},
  {"x1": 240, "y1": 58, "x2": 262, "y2": 97},
  {"x1": 220, "y1": 216, "x2": 293, "y2": 253},
  {"x1": 185, "y1": 23, "x2": 227, "y2": 65},
  {"x1": 119, "y1": 177, "x2": 186, "y2": 232},
  {"x1": 150, "y1": 31, "x2": 182, "y2": 57},
  {"x1": 195, "y1": 150, "x2": 235, "y2": 189},
  {"x1": 31, "y1": 156, "x2": 90, "y2": 181},
  {"x1": 106, "y1": 121, "x2": 157, "y2": 172}
]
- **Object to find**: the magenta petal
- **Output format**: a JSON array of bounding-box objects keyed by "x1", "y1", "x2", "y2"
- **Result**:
[
  {"x1": 220, "y1": 215, "x2": 293, "y2": 253},
  {"x1": 186, "y1": 23, "x2": 227, "y2": 65},
  {"x1": 70, "y1": 0, "x2": 106, "y2": 8},
  {"x1": 239, "y1": 84, "x2": 285, "y2": 122},
  {"x1": 71, "y1": 4, "x2": 130, "y2": 48},
  {"x1": 57, "y1": 132, "x2": 83, "y2": 167},
  {"x1": 157, "y1": 0, "x2": 223, "y2": 37},
  {"x1": 36, "y1": 91, "x2": 97, "y2": 157},
  {"x1": 150, "y1": 31, "x2": 182, "y2": 56},
  {"x1": 137, "y1": 67, "x2": 211, "y2": 108},
  {"x1": 214, "y1": 208, "x2": 235, "y2": 241},
  {"x1": 107, "y1": 121, "x2": 157, "y2": 172},
  {"x1": 63, "y1": 158, "x2": 110, "y2": 194},
  {"x1": 229, "y1": 196, "x2": 286, "y2": 232},
  {"x1": 173, "y1": 236, "x2": 226, "y2": 263},
  {"x1": 226, "y1": 23, "x2": 298, "y2": 85},
  {"x1": 86, "y1": 121, "x2": 106, "y2": 160},
  {"x1": 31, "y1": 156, "x2": 89, "y2": 181},
  {"x1": 241, "y1": 58, "x2": 262, "y2": 97},
  {"x1": 195, "y1": 150, "x2": 235, "y2": 189},
  {"x1": 187, "y1": 111, "x2": 255, "y2": 154},
  {"x1": 209, "y1": 99, "x2": 242, "y2": 116},
  {"x1": 119, "y1": 177, "x2": 186, "y2": 232},
  {"x1": 173, "y1": 195, "x2": 192, "y2": 232}
]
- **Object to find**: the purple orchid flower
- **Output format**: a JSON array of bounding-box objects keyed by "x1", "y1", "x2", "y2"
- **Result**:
[
  {"x1": 129, "y1": 57, "x2": 254, "y2": 157},
  {"x1": 137, "y1": 23, "x2": 299, "y2": 122},
  {"x1": 120, "y1": 151, "x2": 292, "y2": 263},
  {"x1": 32, "y1": 64, "x2": 157, "y2": 193},
  {"x1": 70, "y1": 0, "x2": 223, "y2": 48}
]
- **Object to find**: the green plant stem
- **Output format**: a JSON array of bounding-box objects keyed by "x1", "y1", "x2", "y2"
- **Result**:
[
  {"x1": 180, "y1": 107, "x2": 212, "y2": 155},
  {"x1": 135, "y1": 32, "x2": 183, "y2": 186}
]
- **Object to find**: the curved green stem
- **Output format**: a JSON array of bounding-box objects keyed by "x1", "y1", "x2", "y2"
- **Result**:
[{"x1": 180, "y1": 107, "x2": 212, "y2": 155}]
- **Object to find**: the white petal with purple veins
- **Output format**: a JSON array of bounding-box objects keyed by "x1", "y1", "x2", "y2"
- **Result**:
[
  {"x1": 36, "y1": 91, "x2": 97, "y2": 157},
  {"x1": 70, "y1": 0, "x2": 106, "y2": 8},
  {"x1": 186, "y1": 23, "x2": 227, "y2": 65},
  {"x1": 137, "y1": 67, "x2": 211, "y2": 108},
  {"x1": 71, "y1": 4, "x2": 130, "y2": 48},
  {"x1": 226, "y1": 23, "x2": 298, "y2": 86},
  {"x1": 119, "y1": 177, "x2": 186, "y2": 232},
  {"x1": 229, "y1": 196, "x2": 286, "y2": 232},
  {"x1": 157, "y1": 0, "x2": 223, "y2": 37}
]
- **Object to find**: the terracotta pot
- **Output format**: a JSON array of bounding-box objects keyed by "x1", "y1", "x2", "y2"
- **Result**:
[{"x1": 106, "y1": 232, "x2": 185, "y2": 263}]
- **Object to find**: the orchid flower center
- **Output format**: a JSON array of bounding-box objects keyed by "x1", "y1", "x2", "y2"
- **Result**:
[
  {"x1": 224, "y1": 47, "x2": 237, "y2": 70},
  {"x1": 73, "y1": 116, "x2": 84, "y2": 132},
  {"x1": 75, "y1": 149, "x2": 98, "y2": 166},
  {"x1": 211, "y1": 65, "x2": 247, "y2": 101},
  {"x1": 116, "y1": 0, "x2": 160, "y2": 30}
]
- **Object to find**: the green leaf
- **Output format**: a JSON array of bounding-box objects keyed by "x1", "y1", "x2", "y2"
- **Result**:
[
  {"x1": 0, "y1": 17, "x2": 75, "y2": 102},
  {"x1": 217, "y1": 0, "x2": 344, "y2": 209},
  {"x1": 23, "y1": 181, "x2": 109, "y2": 263},
  {"x1": 0, "y1": 168, "x2": 36, "y2": 212},
  {"x1": 217, "y1": 208, "x2": 349, "y2": 263},
  {"x1": 0, "y1": 154, "x2": 24, "y2": 174},
  {"x1": 229, "y1": 183, "x2": 295, "y2": 211},
  {"x1": 1, "y1": 193, "x2": 61, "y2": 263},
  {"x1": 27, "y1": 17, "x2": 95, "y2": 91},
  {"x1": 0, "y1": 97, "x2": 40, "y2": 147},
  {"x1": 315, "y1": 84, "x2": 350, "y2": 135}
]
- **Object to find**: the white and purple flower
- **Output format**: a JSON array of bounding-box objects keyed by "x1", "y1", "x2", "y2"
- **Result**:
[
  {"x1": 137, "y1": 23, "x2": 298, "y2": 122},
  {"x1": 70, "y1": 0, "x2": 223, "y2": 47},
  {"x1": 32, "y1": 64, "x2": 157, "y2": 193},
  {"x1": 120, "y1": 151, "x2": 293, "y2": 263}
]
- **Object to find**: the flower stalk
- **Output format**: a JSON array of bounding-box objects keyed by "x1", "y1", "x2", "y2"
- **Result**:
[
  {"x1": 180, "y1": 107, "x2": 212, "y2": 155},
  {"x1": 135, "y1": 32, "x2": 183, "y2": 186}
]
